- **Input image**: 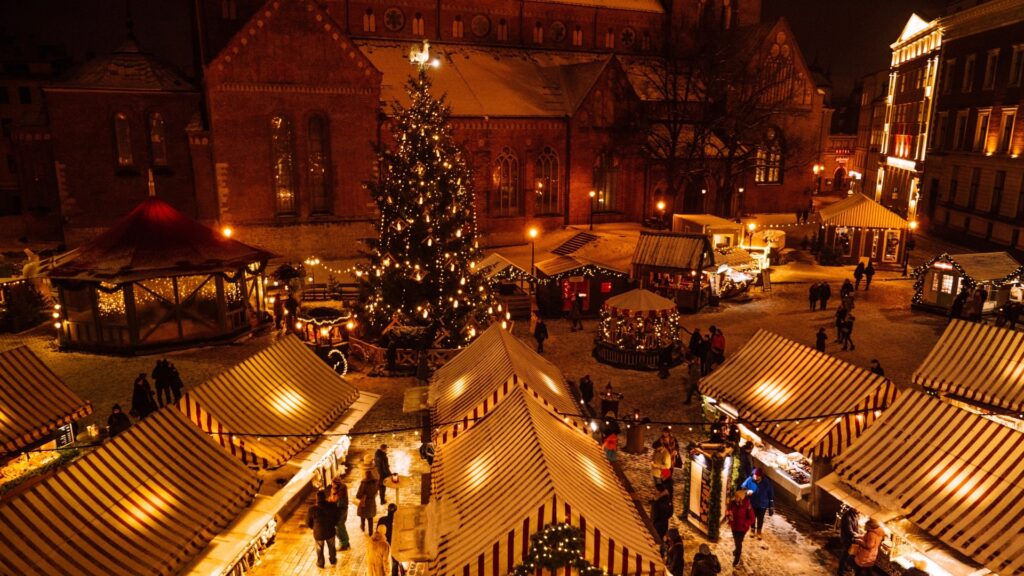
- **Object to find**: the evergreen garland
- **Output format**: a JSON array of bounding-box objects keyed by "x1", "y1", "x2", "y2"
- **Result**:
[
  {"x1": 708, "y1": 455, "x2": 723, "y2": 541},
  {"x1": 510, "y1": 523, "x2": 614, "y2": 576},
  {"x1": 679, "y1": 452, "x2": 692, "y2": 521}
]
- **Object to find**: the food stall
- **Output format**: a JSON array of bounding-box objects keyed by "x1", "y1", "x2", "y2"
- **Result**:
[
  {"x1": 712, "y1": 247, "x2": 760, "y2": 298},
  {"x1": 817, "y1": 193, "x2": 909, "y2": 268},
  {"x1": 594, "y1": 288, "x2": 683, "y2": 370},
  {"x1": 671, "y1": 214, "x2": 744, "y2": 249},
  {"x1": 911, "y1": 252, "x2": 1023, "y2": 315},
  {"x1": 698, "y1": 330, "x2": 897, "y2": 518},
  {"x1": 632, "y1": 232, "x2": 715, "y2": 312},
  {"x1": 820, "y1": 391, "x2": 1021, "y2": 576}
]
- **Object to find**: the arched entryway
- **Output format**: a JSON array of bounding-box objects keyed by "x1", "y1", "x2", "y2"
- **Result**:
[{"x1": 833, "y1": 167, "x2": 847, "y2": 192}]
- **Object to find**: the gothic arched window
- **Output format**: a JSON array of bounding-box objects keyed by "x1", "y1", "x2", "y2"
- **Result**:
[
  {"x1": 535, "y1": 147, "x2": 560, "y2": 214},
  {"x1": 755, "y1": 128, "x2": 784, "y2": 184},
  {"x1": 271, "y1": 116, "x2": 296, "y2": 214},
  {"x1": 494, "y1": 147, "x2": 520, "y2": 216},
  {"x1": 114, "y1": 112, "x2": 133, "y2": 168},
  {"x1": 308, "y1": 115, "x2": 330, "y2": 214},
  {"x1": 149, "y1": 112, "x2": 167, "y2": 166}
]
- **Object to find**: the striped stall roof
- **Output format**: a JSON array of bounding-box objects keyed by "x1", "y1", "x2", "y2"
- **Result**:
[
  {"x1": 431, "y1": 389, "x2": 665, "y2": 576},
  {"x1": 699, "y1": 330, "x2": 898, "y2": 457},
  {"x1": 913, "y1": 319, "x2": 1024, "y2": 414},
  {"x1": 430, "y1": 324, "x2": 582, "y2": 444},
  {"x1": 829, "y1": 391, "x2": 1024, "y2": 576},
  {"x1": 632, "y1": 232, "x2": 712, "y2": 270},
  {"x1": 179, "y1": 335, "x2": 360, "y2": 468},
  {"x1": 818, "y1": 193, "x2": 908, "y2": 230},
  {"x1": 0, "y1": 407, "x2": 258, "y2": 576},
  {"x1": 0, "y1": 345, "x2": 93, "y2": 454}
]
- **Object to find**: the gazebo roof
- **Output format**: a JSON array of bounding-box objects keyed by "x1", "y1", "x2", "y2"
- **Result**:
[
  {"x1": 603, "y1": 288, "x2": 677, "y2": 316},
  {"x1": 49, "y1": 198, "x2": 273, "y2": 283}
]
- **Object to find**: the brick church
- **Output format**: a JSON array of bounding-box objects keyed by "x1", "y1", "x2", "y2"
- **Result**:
[{"x1": 9, "y1": 0, "x2": 827, "y2": 259}]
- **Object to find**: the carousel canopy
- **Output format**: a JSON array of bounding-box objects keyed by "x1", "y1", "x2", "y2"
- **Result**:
[
  {"x1": 429, "y1": 324, "x2": 581, "y2": 444},
  {"x1": 699, "y1": 330, "x2": 898, "y2": 458},
  {"x1": 179, "y1": 335, "x2": 360, "y2": 468},
  {"x1": 48, "y1": 197, "x2": 273, "y2": 283},
  {"x1": 818, "y1": 193, "x2": 908, "y2": 230},
  {"x1": 430, "y1": 389, "x2": 665, "y2": 576},
  {"x1": 824, "y1": 391, "x2": 1024, "y2": 576},
  {"x1": 0, "y1": 408, "x2": 258, "y2": 576},
  {"x1": 913, "y1": 319, "x2": 1024, "y2": 413},
  {"x1": 632, "y1": 232, "x2": 713, "y2": 271},
  {"x1": 603, "y1": 288, "x2": 677, "y2": 316},
  {"x1": 0, "y1": 346, "x2": 92, "y2": 455}
]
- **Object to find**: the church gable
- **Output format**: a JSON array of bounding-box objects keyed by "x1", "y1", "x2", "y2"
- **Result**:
[{"x1": 206, "y1": 0, "x2": 380, "y2": 89}]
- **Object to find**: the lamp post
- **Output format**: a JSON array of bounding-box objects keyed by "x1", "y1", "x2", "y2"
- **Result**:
[
  {"x1": 902, "y1": 220, "x2": 918, "y2": 277},
  {"x1": 812, "y1": 163, "x2": 824, "y2": 195},
  {"x1": 588, "y1": 190, "x2": 596, "y2": 231},
  {"x1": 528, "y1": 227, "x2": 539, "y2": 294},
  {"x1": 746, "y1": 222, "x2": 756, "y2": 247},
  {"x1": 656, "y1": 199, "x2": 666, "y2": 228}
]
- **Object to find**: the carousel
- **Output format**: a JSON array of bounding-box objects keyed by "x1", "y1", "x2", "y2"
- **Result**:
[{"x1": 594, "y1": 288, "x2": 683, "y2": 370}]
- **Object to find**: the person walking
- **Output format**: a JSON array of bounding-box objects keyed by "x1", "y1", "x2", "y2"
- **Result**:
[
  {"x1": 684, "y1": 355, "x2": 702, "y2": 404},
  {"x1": 739, "y1": 468, "x2": 774, "y2": 539},
  {"x1": 869, "y1": 359, "x2": 884, "y2": 376},
  {"x1": 533, "y1": 317, "x2": 548, "y2": 353},
  {"x1": 819, "y1": 282, "x2": 832, "y2": 310},
  {"x1": 840, "y1": 279, "x2": 854, "y2": 299},
  {"x1": 836, "y1": 506, "x2": 860, "y2": 576},
  {"x1": 651, "y1": 440, "x2": 674, "y2": 494},
  {"x1": 167, "y1": 361, "x2": 184, "y2": 404},
  {"x1": 659, "y1": 427, "x2": 681, "y2": 471},
  {"x1": 809, "y1": 283, "x2": 821, "y2": 311},
  {"x1": 328, "y1": 478, "x2": 351, "y2": 551},
  {"x1": 689, "y1": 328, "x2": 703, "y2": 357},
  {"x1": 736, "y1": 442, "x2": 754, "y2": 489},
  {"x1": 366, "y1": 525, "x2": 392, "y2": 576},
  {"x1": 709, "y1": 328, "x2": 726, "y2": 370},
  {"x1": 853, "y1": 262, "x2": 865, "y2": 290},
  {"x1": 374, "y1": 444, "x2": 392, "y2": 504},
  {"x1": 376, "y1": 503, "x2": 401, "y2": 576},
  {"x1": 851, "y1": 518, "x2": 886, "y2": 576},
  {"x1": 663, "y1": 528, "x2": 685, "y2": 576},
  {"x1": 579, "y1": 374, "x2": 594, "y2": 406},
  {"x1": 355, "y1": 465, "x2": 379, "y2": 535},
  {"x1": 650, "y1": 488, "x2": 674, "y2": 541},
  {"x1": 815, "y1": 327, "x2": 827, "y2": 352},
  {"x1": 835, "y1": 306, "x2": 848, "y2": 343},
  {"x1": 724, "y1": 489, "x2": 756, "y2": 567},
  {"x1": 569, "y1": 296, "x2": 583, "y2": 332},
  {"x1": 602, "y1": 426, "x2": 618, "y2": 462},
  {"x1": 864, "y1": 261, "x2": 875, "y2": 290},
  {"x1": 950, "y1": 288, "x2": 969, "y2": 322},
  {"x1": 307, "y1": 490, "x2": 340, "y2": 568},
  {"x1": 842, "y1": 315, "x2": 856, "y2": 351},
  {"x1": 130, "y1": 373, "x2": 157, "y2": 420},
  {"x1": 151, "y1": 359, "x2": 173, "y2": 407},
  {"x1": 107, "y1": 404, "x2": 131, "y2": 437},
  {"x1": 691, "y1": 543, "x2": 722, "y2": 576}
]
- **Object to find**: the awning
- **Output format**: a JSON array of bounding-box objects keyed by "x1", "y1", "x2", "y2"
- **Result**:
[
  {"x1": 430, "y1": 389, "x2": 666, "y2": 576},
  {"x1": 830, "y1": 391, "x2": 1024, "y2": 576},
  {"x1": 912, "y1": 319, "x2": 1024, "y2": 414},
  {"x1": 0, "y1": 407, "x2": 258, "y2": 576},
  {"x1": 699, "y1": 330, "x2": 898, "y2": 458},
  {"x1": 603, "y1": 288, "x2": 677, "y2": 316},
  {"x1": 429, "y1": 324, "x2": 583, "y2": 444},
  {"x1": 818, "y1": 193, "x2": 908, "y2": 230},
  {"x1": 179, "y1": 335, "x2": 360, "y2": 468},
  {"x1": 0, "y1": 345, "x2": 93, "y2": 454}
]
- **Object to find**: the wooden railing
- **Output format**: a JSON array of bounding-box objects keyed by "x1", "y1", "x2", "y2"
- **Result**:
[{"x1": 348, "y1": 337, "x2": 461, "y2": 369}]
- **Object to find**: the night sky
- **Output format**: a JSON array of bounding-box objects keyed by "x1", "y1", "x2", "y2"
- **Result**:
[{"x1": 2, "y1": 0, "x2": 951, "y2": 98}]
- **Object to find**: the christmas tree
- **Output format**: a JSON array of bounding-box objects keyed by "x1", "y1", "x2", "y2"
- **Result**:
[{"x1": 357, "y1": 42, "x2": 494, "y2": 348}]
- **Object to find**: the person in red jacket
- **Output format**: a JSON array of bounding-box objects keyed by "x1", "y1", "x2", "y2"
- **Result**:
[{"x1": 724, "y1": 489, "x2": 756, "y2": 566}]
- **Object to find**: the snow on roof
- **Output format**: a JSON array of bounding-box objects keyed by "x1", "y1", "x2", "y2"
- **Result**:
[
  {"x1": 357, "y1": 41, "x2": 610, "y2": 117},
  {"x1": 533, "y1": 0, "x2": 664, "y2": 13},
  {"x1": 945, "y1": 252, "x2": 1022, "y2": 281},
  {"x1": 53, "y1": 39, "x2": 194, "y2": 92}
]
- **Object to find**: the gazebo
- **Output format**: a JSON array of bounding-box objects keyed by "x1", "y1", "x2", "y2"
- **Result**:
[
  {"x1": 48, "y1": 197, "x2": 273, "y2": 354},
  {"x1": 594, "y1": 288, "x2": 682, "y2": 370},
  {"x1": 818, "y1": 193, "x2": 909, "y2": 267}
]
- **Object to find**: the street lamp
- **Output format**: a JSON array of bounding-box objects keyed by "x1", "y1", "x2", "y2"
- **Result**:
[
  {"x1": 746, "y1": 222, "x2": 756, "y2": 247},
  {"x1": 588, "y1": 190, "x2": 597, "y2": 231},
  {"x1": 528, "y1": 227, "x2": 539, "y2": 294},
  {"x1": 656, "y1": 199, "x2": 666, "y2": 228},
  {"x1": 902, "y1": 220, "x2": 918, "y2": 277},
  {"x1": 812, "y1": 163, "x2": 824, "y2": 195}
]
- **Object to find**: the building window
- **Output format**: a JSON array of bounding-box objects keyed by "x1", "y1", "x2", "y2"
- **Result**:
[
  {"x1": 949, "y1": 165, "x2": 959, "y2": 204},
  {"x1": 497, "y1": 19, "x2": 508, "y2": 42},
  {"x1": 983, "y1": 50, "x2": 1000, "y2": 90},
  {"x1": 452, "y1": 16, "x2": 464, "y2": 39},
  {"x1": 363, "y1": 9, "x2": 376, "y2": 33},
  {"x1": 0, "y1": 87, "x2": 8, "y2": 104},
  {"x1": 114, "y1": 112, "x2": 133, "y2": 168},
  {"x1": 271, "y1": 116, "x2": 296, "y2": 215},
  {"x1": 604, "y1": 28, "x2": 615, "y2": 49},
  {"x1": 592, "y1": 153, "x2": 618, "y2": 211},
  {"x1": 942, "y1": 58, "x2": 956, "y2": 94},
  {"x1": 1010, "y1": 45, "x2": 1024, "y2": 87},
  {"x1": 999, "y1": 109, "x2": 1017, "y2": 154},
  {"x1": 962, "y1": 54, "x2": 975, "y2": 92},
  {"x1": 968, "y1": 167, "x2": 981, "y2": 208},
  {"x1": 754, "y1": 128, "x2": 783, "y2": 184},
  {"x1": 992, "y1": 170, "x2": 1006, "y2": 215},
  {"x1": 534, "y1": 147, "x2": 560, "y2": 214},
  {"x1": 973, "y1": 110, "x2": 990, "y2": 152},
  {"x1": 494, "y1": 147, "x2": 519, "y2": 217},
  {"x1": 17, "y1": 87, "x2": 31, "y2": 105},
  {"x1": 532, "y1": 21, "x2": 543, "y2": 44},
  {"x1": 221, "y1": 0, "x2": 237, "y2": 19},
  {"x1": 412, "y1": 13, "x2": 424, "y2": 35},
  {"x1": 932, "y1": 112, "x2": 948, "y2": 151},
  {"x1": 572, "y1": 26, "x2": 583, "y2": 47},
  {"x1": 308, "y1": 115, "x2": 331, "y2": 214},
  {"x1": 148, "y1": 112, "x2": 167, "y2": 166},
  {"x1": 953, "y1": 110, "x2": 969, "y2": 150}
]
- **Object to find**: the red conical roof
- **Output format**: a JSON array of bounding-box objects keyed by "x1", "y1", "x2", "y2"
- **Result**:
[{"x1": 49, "y1": 198, "x2": 273, "y2": 282}]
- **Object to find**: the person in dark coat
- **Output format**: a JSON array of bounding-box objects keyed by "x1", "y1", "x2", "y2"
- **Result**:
[
  {"x1": 869, "y1": 359, "x2": 884, "y2": 376},
  {"x1": 836, "y1": 506, "x2": 860, "y2": 576},
  {"x1": 356, "y1": 466, "x2": 379, "y2": 535},
  {"x1": 130, "y1": 373, "x2": 157, "y2": 419},
  {"x1": 306, "y1": 490, "x2": 340, "y2": 568},
  {"x1": 950, "y1": 288, "x2": 970, "y2": 321},
  {"x1": 815, "y1": 327, "x2": 827, "y2": 352},
  {"x1": 107, "y1": 404, "x2": 131, "y2": 437},
  {"x1": 853, "y1": 262, "x2": 865, "y2": 290},
  {"x1": 819, "y1": 282, "x2": 832, "y2": 310},
  {"x1": 835, "y1": 307, "x2": 848, "y2": 343},
  {"x1": 688, "y1": 328, "x2": 703, "y2": 356},
  {"x1": 650, "y1": 488, "x2": 674, "y2": 541},
  {"x1": 569, "y1": 295, "x2": 583, "y2": 332},
  {"x1": 167, "y1": 361, "x2": 184, "y2": 404},
  {"x1": 272, "y1": 295, "x2": 285, "y2": 329},
  {"x1": 739, "y1": 468, "x2": 775, "y2": 538},
  {"x1": 736, "y1": 442, "x2": 754, "y2": 489},
  {"x1": 328, "y1": 478, "x2": 350, "y2": 551},
  {"x1": 864, "y1": 261, "x2": 875, "y2": 290},
  {"x1": 691, "y1": 543, "x2": 722, "y2": 576},
  {"x1": 841, "y1": 315, "x2": 856, "y2": 351},
  {"x1": 663, "y1": 528, "x2": 684, "y2": 576},
  {"x1": 809, "y1": 283, "x2": 821, "y2": 311},
  {"x1": 533, "y1": 317, "x2": 548, "y2": 353},
  {"x1": 284, "y1": 293, "x2": 299, "y2": 324},
  {"x1": 374, "y1": 444, "x2": 392, "y2": 504},
  {"x1": 578, "y1": 375, "x2": 594, "y2": 406},
  {"x1": 151, "y1": 359, "x2": 173, "y2": 407},
  {"x1": 840, "y1": 279, "x2": 854, "y2": 299},
  {"x1": 684, "y1": 355, "x2": 702, "y2": 404}
]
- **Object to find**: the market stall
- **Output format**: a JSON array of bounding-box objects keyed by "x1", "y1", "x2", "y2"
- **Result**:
[
  {"x1": 429, "y1": 323, "x2": 582, "y2": 445},
  {"x1": 913, "y1": 319, "x2": 1024, "y2": 431},
  {"x1": 632, "y1": 231, "x2": 715, "y2": 312},
  {"x1": 594, "y1": 288, "x2": 683, "y2": 370},
  {"x1": 911, "y1": 252, "x2": 1023, "y2": 315},
  {"x1": 535, "y1": 231, "x2": 634, "y2": 318},
  {"x1": 295, "y1": 305, "x2": 354, "y2": 349},
  {"x1": 713, "y1": 247, "x2": 761, "y2": 297},
  {"x1": 820, "y1": 391, "x2": 1024, "y2": 576},
  {"x1": 478, "y1": 252, "x2": 534, "y2": 319},
  {"x1": 698, "y1": 330, "x2": 898, "y2": 518},
  {"x1": 179, "y1": 335, "x2": 361, "y2": 468},
  {"x1": 671, "y1": 214, "x2": 744, "y2": 248},
  {"x1": 429, "y1": 388, "x2": 666, "y2": 576},
  {"x1": 0, "y1": 407, "x2": 259, "y2": 576},
  {"x1": 817, "y1": 193, "x2": 909, "y2": 267}
]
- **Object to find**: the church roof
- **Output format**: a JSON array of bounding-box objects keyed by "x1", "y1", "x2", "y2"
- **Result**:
[
  {"x1": 48, "y1": 197, "x2": 272, "y2": 283},
  {"x1": 55, "y1": 38, "x2": 194, "y2": 92},
  {"x1": 532, "y1": 0, "x2": 663, "y2": 12}
]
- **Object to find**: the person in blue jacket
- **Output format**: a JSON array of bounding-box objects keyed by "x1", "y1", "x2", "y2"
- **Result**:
[{"x1": 740, "y1": 468, "x2": 775, "y2": 539}]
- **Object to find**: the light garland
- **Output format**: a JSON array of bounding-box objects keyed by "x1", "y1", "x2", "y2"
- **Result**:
[
  {"x1": 510, "y1": 523, "x2": 612, "y2": 576},
  {"x1": 597, "y1": 307, "x2": 682, "y2": 351}
]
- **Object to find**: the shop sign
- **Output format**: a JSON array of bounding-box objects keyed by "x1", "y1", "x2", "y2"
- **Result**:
[
  {"x1": 568, "y1": 276, "x2": 584, "y2": 283},
  {"x1": 55, "y1": 423, "x2": 75, "y2": 448}
]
